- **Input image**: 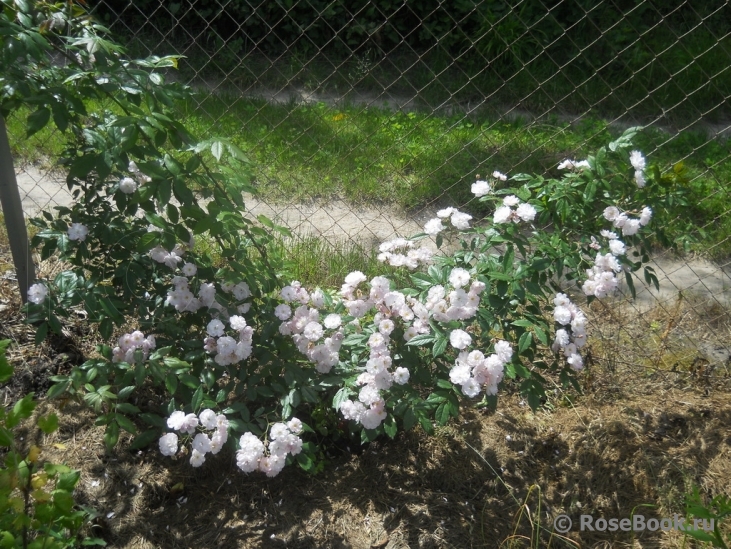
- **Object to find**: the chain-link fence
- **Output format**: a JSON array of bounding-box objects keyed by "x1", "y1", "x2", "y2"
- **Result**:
[{"x1": 6, "y1": 0, "x2": 731, "y2": 376}]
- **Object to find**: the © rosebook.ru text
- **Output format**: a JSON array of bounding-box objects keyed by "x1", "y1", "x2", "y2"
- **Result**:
[{"x1": 580, "y1": 514, "x2": 714, "y2": 533}]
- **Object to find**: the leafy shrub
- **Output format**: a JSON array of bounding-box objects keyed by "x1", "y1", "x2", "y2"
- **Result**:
[
  {"x1": 1, "y1": 1, "x2": 685, "y2": 477},
  {"x1": 0, "y1": 340, "x2": 104, "y2": 548}
]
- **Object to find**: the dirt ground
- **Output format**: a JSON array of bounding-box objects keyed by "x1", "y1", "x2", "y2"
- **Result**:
[{"x1": 1, "y1": 236, "x2": 731, "y2": 548}]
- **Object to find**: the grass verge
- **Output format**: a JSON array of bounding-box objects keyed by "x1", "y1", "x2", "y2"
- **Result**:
[{"x1": 6, "y1": 92, "x2": 731, "y2": 258}]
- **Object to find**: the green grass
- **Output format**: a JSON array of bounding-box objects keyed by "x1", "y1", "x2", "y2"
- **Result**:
[
  {"x1": 272, "y1": 236, "x2": 382, "y2": 288},
  {"x1": 6, "y1": 90, "x2": 731, "y2": 259}
]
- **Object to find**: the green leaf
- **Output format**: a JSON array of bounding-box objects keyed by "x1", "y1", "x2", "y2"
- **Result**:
[
  {"x1": 8, "y1": 393, "x2": 35, "y2": 427},
  {"x1": 165, "y1": 373, "x2": 178, "y2": 395},
  {"x1": 115, "y1": 414, "x2": 137, "y2": 435},
  {"x1": 115, "y1": 402, "x2": 140, "y2": 414},
  {"x1": 144, "y1": 212, "x2": 166, "y2": 229},
  {"x1": 624, "y1": 271, "x2": 636, "y2": 300},
  {"x1": 518, "y1": 331, "x2": 533, "y2": 353},
  {"x1": 383, "y1": 415, "x2": 397, "y2": 438},
  {"x1": 511, "y1": 319, "x2": 534, "y2": 328},
  {"x1": 0, "y1": 427, "x2": 13, "y2": 447},
  {"x1": 81, "y1": 537, "x2": 108, "y2": 546},
  {"x1": 210, "y1": 141, "x2": 223, "y2": 161},
  {"x1": 406, "y1": 334, "x2": 435, "y2": 346},
  {"x1": 332, "y1": 387, "x2": 352, "y2": 411},
  {"x1": 27, "y1": 107, "x2": 51, "y2": 137},
  {"x1": 130, "y1": 428, "x2": 160, "y2": 450},
  {"x1": 34, "y1": 322, "x2": 49, "y2": 345},
  {"x1": 191, "y1": 385, "x2": 203, "y2": 411},
  {"x1": 104, "y1": 421, "x2": 120, "y2": 450},
  {"x1": 37, "y1": 413, "x2": 59, "y2": 434},
  {"x1": 300, "y1": 386, "x2": 318, "y2": 403},
  {"x1": 163, "y1": 357, "x2": 190, "y2": 369},
  {"x1": 296, "y1": 451, "x2": 313, "y2": 471},
  {"x1": 432, "y1": 337, "x2": 447, "y2": 357},
  {"x1": 56, "y1": 470, "x2": 81, "y2": 492},
  {"x1": 435, "y1": 402, "x2": 452, "y2": 425},
  {"x1": 99, "y1": 318, "x2": 113, "y2": 340},
  {"x1": 403, "y1": 408, "x2": 417, "y2": 431},
  {"x1": 0, "y1": 339, "x2": 13, "y2": 383},
  {"x1": 47, "y1": 380, "x2": 69, "y2": 400},
  {"x1": 533, "y1": 325, "x2": 548, "y2": 345},
  {"x1": 682, "y1": 529, "x2": 718, "y2": 543},
  {"x1": 53, "y1": 490, "x2": 74, "y2": 514}
]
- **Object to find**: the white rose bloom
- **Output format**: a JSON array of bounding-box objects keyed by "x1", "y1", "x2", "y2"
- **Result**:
[
  {"x1": 557, "y1": 159, "x2": 575, "y2": 170},
  {"x1": 461, "y1": 378, "x2": 481, "y2": 398},
  {"x1": 448, "y1": 267, "x2": 471, "y2": 288},
  {"x1": 158, "y1": 433, "x2": 178, "y2": 457},
  {"x1": 622, "y1": 219, "x2": 641, "y2": 236},
  {"x1": 493, "y1": 206, "x2": 512, "y2": 224},
  {"x1": 27, "y1": 283, "x2": 48, "y2": 304},
  {"x1": 515, "y1": 203, "x2": 536, "y2": 222},
  {"x1": 393, "y1": 367, "x2": 410, "y2": 385},
  {"x1": 181, "y1": 262, "x2": 197, "y2": 276},
  {"x1": 198, "y1": 409, "x2": 218, "y2": 430},
  {"x1": 471, "y1": 180, "x2": 491, "y2": 197},
  {"x1": 189, "y1": 449, "x2": 206, "y2": 467},
  {"x1": 609, "y1": 239, "x2": 626, "y2": 256},
  {"x1": 639, "y1": 207, "x2": 652, "y2": 226},
  {"x1": 207, "y1": 319, "x2": 225, "y2": 337},
  {"x1": 450, "y1": 211, "x2": 472, "y2": 230},
  {"x1": 629, "y1": 150, "x2": 646, "y2": 171},
  {"x1": 603, "y1": 206, "x2": 620, "y2": 222},
  {"x1": 424, "y1": 218, "x2": 445, "y2": 235},
  {"x1": 119, "y1": 177, "x2": 137, "y2": 194},
  {"x1": 634, "y1": 170, "x2": 646, "y2": 188},
  {"x1": 449, "y1": 329, "x2": 472, "y2": 350},
  {"x1": 67, "y1": 223, "x2": 88, "y2": 241}
]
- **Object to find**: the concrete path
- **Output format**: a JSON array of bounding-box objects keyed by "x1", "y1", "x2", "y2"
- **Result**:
[{"x1": 6, "y1": 165, "x2": 731, "y2": 315}]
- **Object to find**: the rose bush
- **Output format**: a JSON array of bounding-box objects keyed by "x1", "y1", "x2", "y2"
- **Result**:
[{"x1": 2, "y1": 1, "x2": 679, "y2": 476}]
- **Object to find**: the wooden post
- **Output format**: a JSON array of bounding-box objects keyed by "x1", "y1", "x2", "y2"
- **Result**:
[{"x1": 0, "y1": 114, "x2": 35, "y2": 303}]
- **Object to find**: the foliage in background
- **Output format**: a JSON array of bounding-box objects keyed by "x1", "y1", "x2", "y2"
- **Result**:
[
  {"x1": 0, "y1": 340, "x2": 104, "y2": 548},
  {"x1": 95, "y1": 0, "x2": 731, "y2": 121}
]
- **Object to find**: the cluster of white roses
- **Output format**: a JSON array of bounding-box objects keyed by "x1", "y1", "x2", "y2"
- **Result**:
[
  {"x1": 236, "y1": 418, "x2": 303, "y2": 477},
  {"x1": 448, "y1": 338, "x2": 511, "y2": 398},
  {"x1": 493, "y1": 195, "x2": 537, "y2": 224},
  {"x1": 557, "y1": 158, "x2": 591, "y2": 171},
  {"x1": 581, "y1": 205, "x2": 652, "y2": 298},
  {"x1": 203, "y1": 314, "x2": 254, "y2": 366},
  {"x1": 112, "y1": 330, "x2": 156, "y2": 364},
  {"x1": 630, "y1": 150, "x2": 646, "y2": 188},
  {"x1": 159, "y1": 408, "x2": 230, "y2": 467},
  {"x1": 377, "y1": 238, "x2": 434, "y2": 269},
  {"x1": 551, "y1": 293, "x2": 587, "y2": 371},
  {"x1": 424, "y1": 207, "x2": 473, "y2": 235},
  {"x1": 276, "y1": 282, "x2": 342, "y2": 373},
  {"x1": 471, "y1": 170, "x2": 508, "y2": 198},
  {"x1": 602, "y1": 205, "x2": 652, "y2": 237},
  {"x1": 558, "y1": 150, "x2": 647, "y2": 189},
  {"x1": 150, "y1": 243, "x2": 189, "y2": 270},
  {"x1": 119, "y1": 161, "x2": 152, "y2": 194}
]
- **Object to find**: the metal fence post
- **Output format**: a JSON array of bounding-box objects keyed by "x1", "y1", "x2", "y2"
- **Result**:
[{"x1": 0, "y1": 114, "x2": 35, "y2": 304}]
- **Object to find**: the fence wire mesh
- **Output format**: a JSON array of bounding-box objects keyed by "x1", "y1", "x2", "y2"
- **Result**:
[{"x1": 6, "y1": 0, "x2": 731, "y2": 380}]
